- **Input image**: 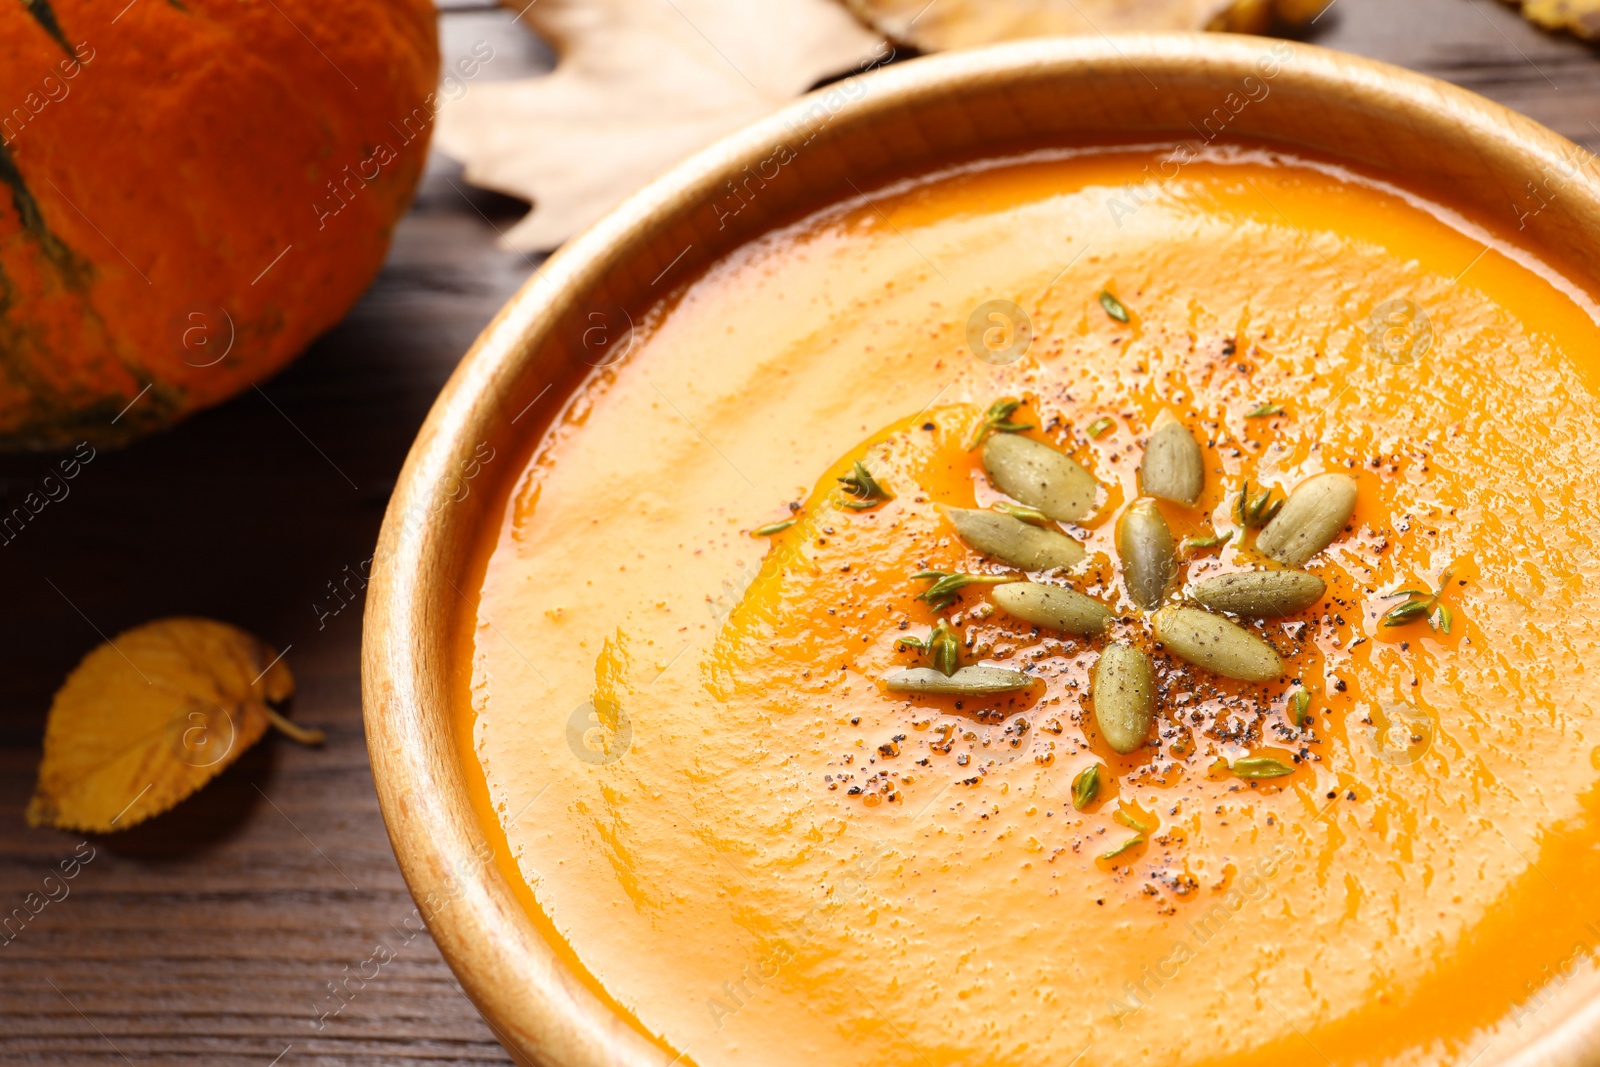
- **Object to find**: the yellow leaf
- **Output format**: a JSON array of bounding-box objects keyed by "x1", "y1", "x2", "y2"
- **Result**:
[
  {"x1": 842, "y1": 0, "x2": 1330, "y2": 50},
  {"x1": 1501, "y1": 0, "x2": 1600, "y2": 38},
  {"x1": 27, "y1": 618, "x2": 317, "y2": 833},
  {"x1": 434, "y1": 0, "x2": 886, "y2": 251}
]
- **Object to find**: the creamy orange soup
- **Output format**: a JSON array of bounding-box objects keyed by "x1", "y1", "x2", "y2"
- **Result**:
[{"x1": 455, "y1": 145, "x2": 1600, "y2": 1066}]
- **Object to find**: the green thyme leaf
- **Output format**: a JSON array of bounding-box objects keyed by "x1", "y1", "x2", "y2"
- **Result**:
[
  {"x1": 1098, "y1": 291, "x2": 1131, "y2": 324},
  {"x1": 1113, "y1": 808, "x2": 1155, "y2": 834},
  {"x1": 1246, "y1": 402, "x2": 1285, "y2": 418},
  {"x1": 912, "y1": 570, "x2": 1015, "y2": 612},
  {"x1": 752, "y1": 519, "x2": 796, "y2": 537},
  {"x1": 991, "y1": 501, "x2": 1050, "y2": 526},
  {"x1": 1230, "y1": 756, "x2": 1295, "y2": 779},
  {"x1": 966, "y1": 398, "x2": 1034, "y2": 451},
  {"x1": 1381, "y1": 600, "x2": 1432, "y2": 627},
  {"x1": 1381, "y1": 568, "x2": 1458, "y2": 631},
  {"x1": 1086, "y1": 416, "x2": 1115, "y2": 439},
  {"x1": 1100, "y1": 834, "x2": 1144, "y2": 861},
  {"x1": 896, "y1": 619, "x2": 961, "y2": 676},
  {"x1": 1234, "y1": 480, "x2": 1282, "y2": 528},
  {"x1": 838, "y1": 461, "x2": 891, "y2": 509},
  {"x1": 1071, "y1": 764, "x2": 1103, "y2": 811},
  {"x1": 1289, "y1": 689, "x2": 1312, "y2": 729},
  {"x1": 1181, "y1": 530, "x2": 1234, "y2": 554}
]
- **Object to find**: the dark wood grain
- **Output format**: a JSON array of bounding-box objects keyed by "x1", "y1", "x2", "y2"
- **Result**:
[{"x1": 0, "y1": 1, "x2": 1594, "y2": 1063}]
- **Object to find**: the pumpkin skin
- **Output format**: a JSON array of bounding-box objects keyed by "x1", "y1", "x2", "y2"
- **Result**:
[{"x1": 0, "y1": 0, "x2": 439, "y2": 450}]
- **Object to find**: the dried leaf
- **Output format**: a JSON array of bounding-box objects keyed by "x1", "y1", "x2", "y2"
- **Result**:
[
  {"x1": 843, "y1": 0, "x2": 1330, "y2": 51},
  {"x1": 1501, "y1": 0, "x2": 1600, "y2": 39},
  {"x1": 27, "y1": 618, "x2": 317, "y2": 833},
  {"x1": 436, "y1": 0, "x2": 884, "y2": 250}
]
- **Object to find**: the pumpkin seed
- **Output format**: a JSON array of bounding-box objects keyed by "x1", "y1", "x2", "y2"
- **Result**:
[
  {"x1": 1072, "y1": 764, "x2": 1104, "y2": 810},
  {"x1": 1116, "y1": 499, "x2": 1176, "y2": 611},
  {"x1": 1230, "y1": 756, "x2": 1294, "y2": 779},
  {"x1": 982, "y1": 433, "x2": 1098, "y2": 523},
  {"x1": 1189, "y1": 569, "x2": 1326, "y2": 617},
  {"x1": 1151, "y1": 606, "x2": 1284, "y2": 682},
  {"x1": 941, "y1": 506, "x2": 1086, "y2": 571},
  {"x1": 884, "y1": 665, "x2": 1035, "y2": 695},
  {"x1": 1092, "y1": 642, "x2": 1156, "y2": 754},
  {"x1": 1288, "y1": 689, "x2": 1313, "y2": 728},
  {"x1": 1139, "y1": 412, "x2": 1204, "y2": 505},
  {"x1": 991, "y1": 581, "x2": 1111, "y2": 636},
  {"x1": 1099, "y1": 291, "x2": 1131, "y2": 323},
  {"x1": 1256, "y1": 473, "x2": 1358, "y2": 566}
]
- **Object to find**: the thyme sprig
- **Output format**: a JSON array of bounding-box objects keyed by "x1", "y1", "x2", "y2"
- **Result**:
[
  {"x1": 1113, "y1": 808, "x2": 1155, "y2": 834},
  {"x1": 912, "y1": 569, "x2": 1015, "y2": 611},
  {"x1": 966, "y1": 398, "x2": 1033, "y2": 451},
  {"x1": 1381, "y1": 568, "x2": 1456, "y2": 633},
  {"x1": 1181, "y1": 529, "x2": 1234, "y2": 555},
  {"x1": 838, "y1": 461, "x2": 891, "y2": 510},
  {"x1": 1100, "y1": 834, "x2": 1144, "y2": 860},
  {"x1": 896, "y1": 619, "x2": 962, "y2": 676},
  {"x1": 992, "y1": 501, "x2": 1049, "y2": 526},
  {"x1": 1235, "y1": 479, "x2": 1283, "y2": 528}
]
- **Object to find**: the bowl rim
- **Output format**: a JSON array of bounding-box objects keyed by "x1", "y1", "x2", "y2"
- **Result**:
[{"x1": 363, "y1": 31, "x2": 1600, "y2": 1067}]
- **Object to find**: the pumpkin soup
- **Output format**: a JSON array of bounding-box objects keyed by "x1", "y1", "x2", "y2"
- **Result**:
[{"x1": 455, "y1": 145, "x2": 1600, "y2": 1066}]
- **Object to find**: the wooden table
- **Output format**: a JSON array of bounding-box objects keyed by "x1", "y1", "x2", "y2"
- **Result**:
[{"x1": 2, "y1": 2, "x2": 1595, "y2": 1063}]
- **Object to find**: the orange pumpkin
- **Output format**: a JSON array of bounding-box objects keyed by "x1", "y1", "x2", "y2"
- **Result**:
[{"x1": 0, "y1": 0, "x2": 438, "y2": 450}]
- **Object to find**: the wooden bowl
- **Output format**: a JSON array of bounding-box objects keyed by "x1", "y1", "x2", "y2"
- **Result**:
[{"x1": 363, "y1": 34, "x2": 1600, "y2": 1067}]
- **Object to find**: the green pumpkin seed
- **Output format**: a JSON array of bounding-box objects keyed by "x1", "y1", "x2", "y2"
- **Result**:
[
  {"x1": 1288, "y1": 689, "x2": 1313, "y2": 728},
  {"x1": 1092, "y1": 642, "x2": 1156, "y2": 754},
  {"x1": 1139, "y1": 412, "x2": 1204, "y2": 505},
  {"x1": 1098, "y1": 291, "x2": 1131, "y2": 323},
  {"x1": 1230, "y1": 756, "x2": 1295, "y2": 779},
  {"x1": 1189, "y1": 569, "x2": 1327, "y2": 617},
  {"x1": 1256, "y1": 473, "x2": 1358, "y2": 566},
  {"x1": 991, "y1": 581, "x2": 1111, "y2": 636},
  {"x1": 982, "y1": 433, "x2": 1098, "y2": 523},
  {"x1": 941, "y1": 506, "x2": 1085, "y2": 571},
  {"x1": 1116, "y1": 499, "x2": 1176, "y2": 611},
  {"x1": 1151, "y1": 606, "x2": 1284, "y2": 683},
  {"x1": 884, "y1": 665, "x2": 1035, "y2": 695}
]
